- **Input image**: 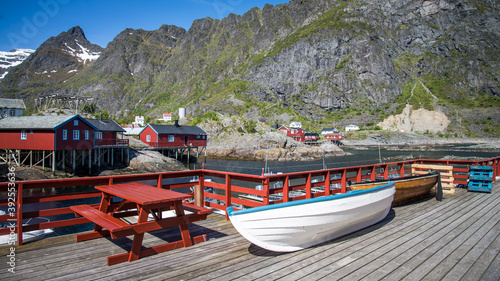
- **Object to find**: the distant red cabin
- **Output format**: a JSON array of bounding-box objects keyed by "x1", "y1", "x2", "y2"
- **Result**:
[
  {"x1": 305, "y1": 133, "x2": 320, "y2": 142},
  {"x1": 139, "y1": 123, "x2": 207, "y2": 148},
  {"x1": 0, "y1": 115, "x2": 96, "y2": 151},
  {"x1": 278, "y1": 125, "x2": 306, "y2": 142},
  {"x1": 325, "y1": 133, "x2": 344, "y2": 140}
]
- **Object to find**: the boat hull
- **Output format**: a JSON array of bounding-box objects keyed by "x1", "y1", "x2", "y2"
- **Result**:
[
  {"x1": 227, "y1": 182, "x2": 395, "y2": 252},
  {"x1": 350, "y1": 173, "x2": 439, "y2": 206}
]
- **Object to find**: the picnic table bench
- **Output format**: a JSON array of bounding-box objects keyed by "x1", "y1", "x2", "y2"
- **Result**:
[{"x1": 70, "y1": 182, "x2": 212, "y2": 265}]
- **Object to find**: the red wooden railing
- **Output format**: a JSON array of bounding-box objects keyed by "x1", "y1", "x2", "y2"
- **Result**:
[
  {"x1": 1, "y1": 156, "x2": 499, "y2": 245},
  {"x1": 94, "y1": 139, "x2": 129, "y2": 146}
]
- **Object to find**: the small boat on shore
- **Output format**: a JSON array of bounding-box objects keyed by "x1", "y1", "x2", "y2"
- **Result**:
[
  {"x1": 227, "y1": 182, "x2": 395, "y2": 252},
  {"x1": 0, "y1": 212, "x2": 54, "y2": 245},
  {"x1": 349, "y1": 172, "x2": 440, "y2": 206}
]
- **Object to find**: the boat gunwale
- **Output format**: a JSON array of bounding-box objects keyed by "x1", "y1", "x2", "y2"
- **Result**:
[{"x1": 227, "y1": 181, "x2": 395, "y2": 217}]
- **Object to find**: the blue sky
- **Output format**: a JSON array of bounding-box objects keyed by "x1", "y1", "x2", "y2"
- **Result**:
[{"x1": 0, "y1": 0, "x2": 290, "y2": 51}]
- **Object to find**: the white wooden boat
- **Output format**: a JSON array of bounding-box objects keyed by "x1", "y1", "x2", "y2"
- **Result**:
[
  {"x1": 0, "y1": 212, "x2": 54, "y2": 245},
  {"x1": 227, "y1": 182, "x2": 395, "y2": 252}
]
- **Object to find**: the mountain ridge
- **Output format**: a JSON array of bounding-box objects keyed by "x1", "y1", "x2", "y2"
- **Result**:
[{"x1": 0, "y1": 0, "x2": 499, "y2": 137}]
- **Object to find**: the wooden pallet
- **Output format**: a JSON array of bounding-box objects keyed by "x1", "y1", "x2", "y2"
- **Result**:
[{"x1": 411, "y1": 164, "x2": 455, "y2": 194}]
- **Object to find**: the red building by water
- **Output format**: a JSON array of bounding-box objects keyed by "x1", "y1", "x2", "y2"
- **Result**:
[
  {"x1": 0, "y1": 115, "x2": 96, "y2": 151},
  {"x1": 277, "y1": 125, "x2": 306, "y2": 142},
  {"x1": 138, "y1": 122, "x2": 207, "y2": 148}
]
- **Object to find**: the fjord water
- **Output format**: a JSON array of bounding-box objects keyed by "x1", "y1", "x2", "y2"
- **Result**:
[{"x1": 196, "y1": 149, "x2": 499, "y2": 175}]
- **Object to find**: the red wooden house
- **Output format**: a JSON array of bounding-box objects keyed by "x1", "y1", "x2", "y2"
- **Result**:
[
  {"x1": 138, "y1": 122, "x2": 207, "y2": 148},
  {"x1": 277, "y1": 125, "x2": 306, "y2": 142},
  {"x1": 0, "y1": 115, "x2": 96, "y2": 151},
  {"x1": 304, "y1": 133, "x2": 320, "y2": 142},
  {"x1": 321, "y1": 128, "x2": 344, "y2": 140},
  {"x1": 85, "y1": 118, "x2": 128, "y2": 146}
]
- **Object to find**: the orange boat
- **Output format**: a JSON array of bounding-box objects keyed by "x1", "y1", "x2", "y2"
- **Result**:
[{"x1": 349, "y1": 172, "x2": 440, "y2": 207}]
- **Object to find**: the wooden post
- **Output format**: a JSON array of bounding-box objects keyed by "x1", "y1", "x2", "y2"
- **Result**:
[
  {"x1": 88, "y1": 149, "x2": 92, "y2": 175},
  {"x1": 73, "y1": 150, "x2": 76, "y2": 171},
  {"x1": 225, "y1": 174, "x2": 232, "y2": 220},
  {"x1": 283, "y1": 175, "x2": 290, "y2": 202},
  {"x1": 341, "y1": 169, "x2": 347, "y2": 193},
  {"x1": 42, "y1": 150, "x2": 45, "y2": 170},
  {"x1": 194, "y1": 184, "x2": 203, "y2": 207},
  {"x1": 325, "y1": 171, "x2": 331, "y2": 196},
  {"x1": 306, "y1": 173, "x2": 312, "y2": 199},
  {"x1": 52, "y1": 151, "x2": 56, "y2": 171},
  {"x1": 17, "y1": 183, "x2": 23, "y2": 245}
]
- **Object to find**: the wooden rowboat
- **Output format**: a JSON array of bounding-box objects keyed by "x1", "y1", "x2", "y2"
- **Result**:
[
  {"x1": 349, "y1": 172, "x2": 439, "y2": 207},
  {"x1": 227, "y1": 182, "x2": 395, "y2": 252}
]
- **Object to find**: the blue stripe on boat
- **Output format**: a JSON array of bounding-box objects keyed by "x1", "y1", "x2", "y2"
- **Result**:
[{"x1": 227, "y1": 181, "x2": 394, "y2": 217}]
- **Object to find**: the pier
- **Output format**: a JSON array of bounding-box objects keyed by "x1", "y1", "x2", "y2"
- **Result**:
[{"x1": 1, "y1": 157, "x2": 499, "y2": 279}]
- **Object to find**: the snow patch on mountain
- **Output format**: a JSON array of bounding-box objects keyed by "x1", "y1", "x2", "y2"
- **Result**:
[
  {"x1": 0, "y1": 49, "x2": 35, "y2": 79},
  {"x1": 64, "y1": 41, "x2": 101, "y2": 64}
]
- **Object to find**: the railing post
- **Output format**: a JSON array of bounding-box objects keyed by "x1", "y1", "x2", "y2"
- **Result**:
[
  {"x1": 225, "y1": 174, "x2": 231, "y2": 220},
  {"x1": 194, "y1": 185, "x2": 203, "y2": 207},
  {"x1": 325, "y1": 170, "x2": 331, "y2": 196},
  {"x1": 283, "y1": 175, "x2": 290, "y2": 202},
  {"x1": 17, "y1": 182, "x2": 23, "y2": 246},
  {"x1": 263, "y1": 176, "x2": 270, "y2": 206},
  {"x1": 306, "y1": 173, "x2": 312, "y2": 199},
  {"x1": 341, "y1": 169, "x2": 346, "y2": 193}
]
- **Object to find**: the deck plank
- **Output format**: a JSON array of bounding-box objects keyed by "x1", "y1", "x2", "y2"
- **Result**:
[{"x1": 1, "y1": 182, "x2": 499, "y2": 281}]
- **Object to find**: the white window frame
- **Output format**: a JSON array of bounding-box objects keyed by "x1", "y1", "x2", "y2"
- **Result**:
[
  {"x1": 168, "y1": 135, "x2": 175, "y2": 142},
  {"x1": 85, "y1": 130, "x2": 89, "y2": 140},
  {"x1": 74, "y1": 120, "x2": 79, "y2": 126},
  {"x1": 73, "y1": 130, "x2": 80, "y2": 140},
  {"x1": 21, "y1": 130, "x2": 27, "y2": 140},
  {"x1": 96, "y1": 132, "x2": 102, "y2": 140},
  {"x1": 62, "y1": 129, "x2": 68, "y2": 140},
  {"x1": 146, "y1": 135, "x2": 151, "y2": 142}
]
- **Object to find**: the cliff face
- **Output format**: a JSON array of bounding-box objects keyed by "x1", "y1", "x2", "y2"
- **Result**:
[{"x1": 0, "y1": 0, "x2": 499, "y2": 135}]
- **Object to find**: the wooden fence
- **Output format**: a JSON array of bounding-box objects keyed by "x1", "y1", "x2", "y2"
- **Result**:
[{"x1": 1, "y1": 156, "x2": 499, "y2": 245}]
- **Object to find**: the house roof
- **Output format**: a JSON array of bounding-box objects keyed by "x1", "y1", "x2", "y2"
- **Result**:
[
  {"x1": 85, "y1": 118, "x2": 125, "y2": 132},
  {"x1": 0, "y1": 98, "x2": 26, "y2": 110},
  {"x1": 144, "y1": 124, "x2": 206, "y2": 135},
  {"x1": 321, "y1": 128, "x2": 339, "y2": 133},
  {"x1": 0, "y1": 115, "x2": 97, "y2": 130}
]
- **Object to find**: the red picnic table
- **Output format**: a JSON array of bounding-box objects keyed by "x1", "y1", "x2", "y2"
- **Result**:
[{"x1": 70, "y1": 182, "x2": 212, "y2": 265}]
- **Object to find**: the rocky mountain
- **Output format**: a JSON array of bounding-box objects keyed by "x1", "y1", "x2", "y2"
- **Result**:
[
  {"x1": 0, "y1": 26, "x2": 103, "y2": 100},
  {"x1": 0, "y1": 0, "x2": 499, "y2": 137},
  {"x1": 0, "y1": 49, "x2": 34, "y2": 79}
]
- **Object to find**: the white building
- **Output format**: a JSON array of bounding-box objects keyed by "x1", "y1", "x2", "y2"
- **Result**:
[
  {"x1": 289, "y1": 121, "x2": 302, "y2": 129},
  {"x1": 132, "y1": 116, "x2": 144, "y2": 127},
  {"x1": 345, "y1": 124, "x2": 360, "y2": 132},
  {"x1": 162, "y1": 113, "x2": 173, "y2": 121}
]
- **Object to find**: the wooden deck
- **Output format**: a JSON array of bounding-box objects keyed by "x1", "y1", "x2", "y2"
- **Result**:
[{"x1": 1, "y1": 181, "x2": 499, "y2": 280}]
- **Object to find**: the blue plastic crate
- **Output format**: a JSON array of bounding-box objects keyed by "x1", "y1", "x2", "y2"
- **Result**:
[
  {"x1": 469, "y1": 166, "x2": 493, "y2": 182},
  {"x1": 468, "y1": 180, "x2": 492, "y2": 193}
]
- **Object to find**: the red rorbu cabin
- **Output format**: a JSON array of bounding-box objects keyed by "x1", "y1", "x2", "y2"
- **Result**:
[
  {"x1": 139, "y1": 122, "x2": 207, "y2": 148},
  {"x1": 85, "y1": 118, "x2": 128, "y2": 147},
  {"x1": 0, "y1": 115, "x2": 96, "y2": 151},
  {"x1": 278, "y1": 125, "x2": 306, "y2": 142}
]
